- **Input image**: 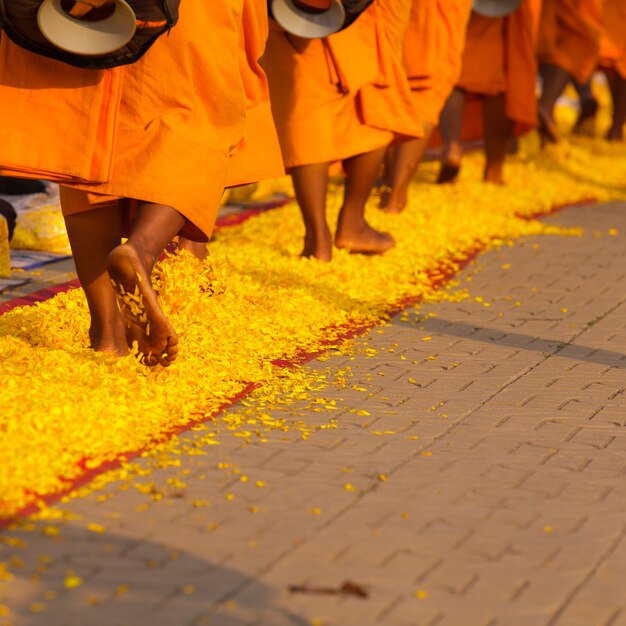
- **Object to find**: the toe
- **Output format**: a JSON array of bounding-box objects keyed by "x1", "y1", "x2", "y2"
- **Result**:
[{"x1": 142, "y1": 354, "x2": 160, "y2": 367}]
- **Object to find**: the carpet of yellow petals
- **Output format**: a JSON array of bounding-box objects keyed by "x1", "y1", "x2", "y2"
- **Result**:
[{"x1": 1, "y1": 133, "x2": 625, "y2": 519}]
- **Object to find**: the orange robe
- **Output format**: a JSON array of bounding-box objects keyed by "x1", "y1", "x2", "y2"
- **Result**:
[
  {"x1": 263, "y1": 2, "x2": 422, "y2": 169},
  {"x1": 537, "y1": 0, "x2": 603, "y2": 83},
  {"x1": 457, "y1": 1, "x2": 540, "y2": 135},
  {"x1": 599, "y1": 0, "x2": 626, "y2": 78},
  {"x1": 226, "y1": 0, "x2": 284, "y2": 187},
  {"x1": 402, "y1": 0, "x2": 473, "y2": 126},
  {"x1": 0, "y1": 0, "x2": 280, "y2": 240}
]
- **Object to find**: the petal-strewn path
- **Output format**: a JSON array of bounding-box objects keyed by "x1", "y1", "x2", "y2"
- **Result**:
[{"x1": 1, "y1": 200, "x2": 626, "y2": 626}]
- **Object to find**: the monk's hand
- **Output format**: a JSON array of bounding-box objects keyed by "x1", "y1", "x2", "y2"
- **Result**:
[{"x1": 66, "y1": 0, "x2": 116, "y2": 18}]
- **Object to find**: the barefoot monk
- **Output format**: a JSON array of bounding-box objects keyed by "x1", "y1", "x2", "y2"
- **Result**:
[
  {"x1": 537, "y1": 0, "x2": 603, "y2": 142},
  {"x1": 380, "y1": 0, "x2": 472, "y2": 212},
  {"x1": 599, "y1": 0, "x2": 626, "y2": 140},
  {"x1": 0, "y1": 0, "x2": 279, "y2": 365},
  {"x1": 179, "y1": 0, "x2": 284, "y2": 260},
  {"x1": 263, "y1": 0, "x2": 421, "y2": 261},
  {"x1": 438, "y1": 0, "x2": 540, "y2": 184}
]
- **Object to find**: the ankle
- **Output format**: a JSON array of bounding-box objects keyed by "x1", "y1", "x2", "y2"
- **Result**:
[
  {"x1": 442, "y1": 145, "x2": 462, "y2": 166},
  {"x1": 336, "y1": 208, "x2": 367, "y2": 233},
  {"x1": 123, "y1": 240, "x2": 155, "y2": 274},
  {"x1": 484, "y1": 166, "x2": 505, "y2": 184},
  {"x1": 89, "y1": 316, "x2": 127, "y2": 355}
]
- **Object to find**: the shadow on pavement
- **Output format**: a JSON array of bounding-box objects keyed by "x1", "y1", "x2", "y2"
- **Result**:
[
  {"x1": 0, "y1": 521, "x2": 308, "y2": 626},
  {"x1": 396, "y1": 317, "x2": 626, "y2": 368}
]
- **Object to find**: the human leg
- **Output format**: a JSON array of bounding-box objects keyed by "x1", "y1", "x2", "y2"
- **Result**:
[
  {"x1": 380, "y1": 122, "x2": 435, "y2": 213},
  {"x1": 290, "y1": 162, "x2": 332, "y2": 261},
  {"x1": 482, "y1": 92, "x2": 514, "y2": 184},
  {"x1": 573, "y1": 78, "x2": 599, "y2": 134},
  {"x1": 378, "y1": 146, "x2": 396, "y2": 208},
  {"x1": 335, "y1": 147, "x2": 394, "y2": 254},
  {"x1": 437, "y1": 88, "x2": 465, "y2": 183},
  {"x1": 107, "y1": 202, "x2": 186, "y2": 366},
  {"x1": 538, "y1": 63, "x2": 571, "y2": 143},
  {"x1": 177, "y1": 237, "x2": 209, "y2": 261},
  {"x1": 60, "y1": 187, "x2": 127, "y2": 356},
  {"x1": 606, "y1": 70, "x2": 626, "y2": 141}
]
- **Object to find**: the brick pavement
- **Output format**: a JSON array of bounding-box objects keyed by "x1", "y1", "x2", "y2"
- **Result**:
[{"x1": 2, "y1": 202, "x2": 626, "y2": 626}]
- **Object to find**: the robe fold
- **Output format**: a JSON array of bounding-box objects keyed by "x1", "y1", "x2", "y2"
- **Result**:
[
  {"x1": 401, "y1": 0, "x2": 473, "y2": 126},
  {"x1": 263, "y1": 1, "x2": 422, "y2": 169},
  {"x1": 599, "y1": 0, "x2": 626, "y2": 79},
  {"x1": 226, "y1": 0, "x2": 285, "y2": 187},
  {"x1": 0, "y1": 0, "x2": 277, "y2": 240},
  {"x1": 537, "y1": 0, "x2": 603, "y2": 83},
  {"x1": 457, "y1": 0, "x2": 540, "y2": 134}
]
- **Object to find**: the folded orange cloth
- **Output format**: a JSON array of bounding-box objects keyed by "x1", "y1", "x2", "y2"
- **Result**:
[
  {"x1": 0, "y1": 0, "x2": 280, "y2": 239},
  {"x1": 537, "y1": 0, "x2": 603, "y2": 83},
  {"x1": 400, "y1": 0, "x2": 473, "y2": 126},
  {"x1": 263, "y1": 1, "x2": 422, "y2": 169},
  {"x1": 599, "y1": 0, "x2": 626, "y2": 79},
  {"x1": 458, "y1": 0, "x2": 540, "y2": 133}
]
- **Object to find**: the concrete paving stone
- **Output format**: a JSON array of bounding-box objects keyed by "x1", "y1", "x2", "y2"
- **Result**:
[
  {"x1": 421, "y1": 561, "x2": 481, "y2": 596},
  {"x1": 369, "y1": 602, "x2": 444, "y2": 626},
  {"x1": 379, "y1": 550, "x2": 444, "y2": 581},
  {"x1": 255, "y1": 450, "x2": 315, "y2": 476},
  {"x1": 564, "y1": 428, "x2": 622, "y2": 449},
  {"x1": 487, "y1": 411, "x2": 567, "y2": 432},
  {"x1": 2, "y1": 532, "x2": 136, "y2": 569},
  {"x1": 201, "y1": 587, "x2": 312, "y2": 626},
  {"x1": 590, "y1": 407, "x2": 626, "y2": 426},
  {"x1": 484, "y1": 507, "x2": 542, "y2": 531},
  {"x1": 429, "y1": 608, "x2": 502, "y2": 626},
  {"x1": 542, "y1": 452, "x2": 597, "y2": 474},
  {"x1": 552, "y1": 602, "x2": 624, "y2": 626},
  {"x1": 242, "y1": 515, "x2": 327, "y2": 548},
  {"x1": 0, "y1": 574, "x2": 51, "y2": 614},
  {"x1": 549, "y1": 532, "x2": 626, "y2": 621},
  {"x1": 603, "y1": 611, "x2": 626, "y2": 626},
  {"x1": 5, "y1": 202, "x2": 626, "y2": 625},
  {"x1": 472, "y1": 571, "x2": 574, "y2": 611},
  {"x1": 553, "y1": 481, "x2": 618, "y2": 506},
  {"x1": 263, "y1": 595, "x2": 392, "y2": 626},
  {"x1": 545, "y1": 540, "x2": 620, "y2": 577},
  {"x1": 542, "y1": 454, "x2": 626, "y2": 481}
]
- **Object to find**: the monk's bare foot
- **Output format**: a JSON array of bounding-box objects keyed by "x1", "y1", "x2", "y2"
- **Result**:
[
  {"x1": 436, "y1": 161, "x2": 460, "y2": 185},
  {"x1": 573, "y1": 98, "x2": 598, "y2": 136},
  {"x1": 606, "y1": 126, "x2": 624, "y2": 142},
  {"x1": 508, "y1": 137, "x2": 520, "y2": 155},
  {"x1": 484, "y1": 165, "x2": 505, "y2": 185},
  {"x1": 89, "y1": 315, "x2": 128, "y2": 357},
  {"x1": 302, "y1": 225, "x2": 332, "y2": 261},
  {"x1": 107, "y1": 244, "x2": 179, "y2": 367},
  {"x1": 178, "y1": 237, "x2": 209, "y2": 261},
  {"x1": 335, "y1": 222, "x2": 395, "y2": 255},
  {"x1": 384, "y1": 194, "x2": 407, "y2": 214},
  {"x1": 484, "y1": 174, "x2": 506, "y2": 185},
  {"x1": 538, "y1": 105, "x2": 559, "y2": 144},
  {"x1": 378, "y1": 185, "x2": 392, "y2": 209},
  {"x1": 379, "y1": 186, "x2": 406, "y2": 214}
]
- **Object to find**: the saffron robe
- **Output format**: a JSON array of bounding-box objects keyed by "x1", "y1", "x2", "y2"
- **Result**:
[
  {"x1": 0, "y1": 0, "x2": 281, "y2": 240},
  {"x1": 457, "y1": 0, "x2": 540, "y2": 135},
  {"x1": 401, "y1": 0, "x2": 473, "y2": 126},
  {"x1": 226, "y1": 0, "x2": 284, "y2": 187},
  {"x1": 263, "y1": 0, "x2": 422, "y2": 169},
  {"x1": 537, "y1": 0, "x2": 603, "y2": 83},
  {"x1": 599, "y1": 0, "x2": 626, "y2": 78}
]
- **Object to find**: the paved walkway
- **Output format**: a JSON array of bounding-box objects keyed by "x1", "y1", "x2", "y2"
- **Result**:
[{"x1": 2, "y1": 202, "x2": 626, "y2": 626}]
